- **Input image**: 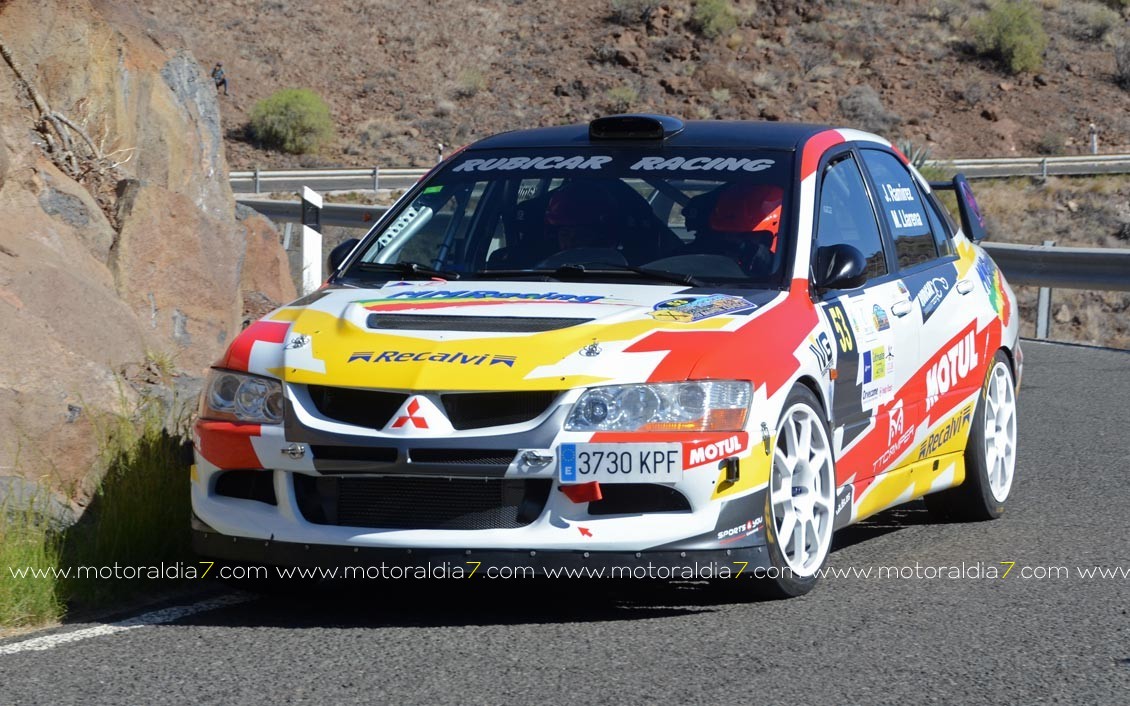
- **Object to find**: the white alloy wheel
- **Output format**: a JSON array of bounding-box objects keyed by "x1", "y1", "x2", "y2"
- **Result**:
[
  {"x1": 983, "y1": 360, "x2": 1017, "y2": 503},
  {"x1": 770, "y1": 401, "x2": 836, "y2": 576}
]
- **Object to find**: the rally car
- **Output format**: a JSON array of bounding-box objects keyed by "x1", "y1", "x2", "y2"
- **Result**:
[{"x1": 192, "y1": 114, "x2": 1020, "y2": 596}]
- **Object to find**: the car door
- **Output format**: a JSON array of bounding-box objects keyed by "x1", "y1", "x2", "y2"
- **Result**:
[
  {"x1": 812, "y1": 149, "x2": 919, "y2": 481},
  {"x1": 859, "y1": 149, "x2": 978, "y2": 462}
]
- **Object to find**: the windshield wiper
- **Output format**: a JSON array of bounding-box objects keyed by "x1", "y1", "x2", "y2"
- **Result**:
[
  {"x1": 552, "y1": 263, "x2": 705, "y2": 288},
  {"x1": 353, "y1": 261, "x2": 461, "y2": 280}
]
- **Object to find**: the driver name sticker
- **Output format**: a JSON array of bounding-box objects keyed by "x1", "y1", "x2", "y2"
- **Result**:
[{"x1": 648, "y1": 294, "x2": 756, "y2": 322}]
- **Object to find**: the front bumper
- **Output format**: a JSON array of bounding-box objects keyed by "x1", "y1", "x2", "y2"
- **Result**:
[{"x1": 192, "y1": 523, "x2": 773, "y2": 578}]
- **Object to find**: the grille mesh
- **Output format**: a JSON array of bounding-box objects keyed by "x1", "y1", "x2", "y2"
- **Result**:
[
  {"x1": 307, "y1": 386, "x2": 406, "y2": 429},
  {"x1": 441, "y1": 391, "x2": 560, "y2": 430},
  {"x1": 295, "y1": 476, "x2": 551, "y2": 530}
]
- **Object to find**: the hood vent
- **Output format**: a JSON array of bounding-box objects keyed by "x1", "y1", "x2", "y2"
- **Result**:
[{"x1": 367, "y1": 314, "x2": 592, "y2": 333}]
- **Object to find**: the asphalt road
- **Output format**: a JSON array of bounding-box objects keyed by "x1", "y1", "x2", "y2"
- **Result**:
[{"x1": 1, "y1": 341, "x2": 1127, "y2": 704}]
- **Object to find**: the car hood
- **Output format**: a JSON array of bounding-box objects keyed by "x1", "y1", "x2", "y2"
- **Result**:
[{"x1": 258, "y1": 281, "x2": 786, "y2": 391}]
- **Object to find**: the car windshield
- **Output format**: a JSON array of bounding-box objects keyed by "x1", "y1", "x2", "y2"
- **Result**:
[{"x1": 344, "y1": 147, "x2": 795, "y2": 287}]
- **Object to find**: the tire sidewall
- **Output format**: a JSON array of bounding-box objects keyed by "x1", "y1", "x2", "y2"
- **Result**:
[
  {"x1": 965, "y1": 350, "x2": 1015, "y2": 518},
  {"x1": 761, "y1": 385, "x2": 834, "y2": 597}
]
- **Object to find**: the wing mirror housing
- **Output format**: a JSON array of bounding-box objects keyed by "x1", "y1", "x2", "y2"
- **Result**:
[
  {"x1": 328, "y1": 238, "x2": 361, "y2": 274},
  {"x1": 813, "y1": 244, "x2": 867, "y2": 291}
]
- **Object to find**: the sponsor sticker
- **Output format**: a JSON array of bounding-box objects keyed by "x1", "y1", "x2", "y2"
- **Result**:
[
  {"x1": 872, "y1": 304, "x2": 890, "y2": 332},
  {"x1": 925, "y1": 328, "x2": 979, "y2": 412},
  {"x1": 348, "y1": 351, "x2": 517, "y2": 367},
  {"x1": 648, "y1": 294, "x2": 756, "y2": 323},
  {"x1": 916, "y1": 403, "x2": 974, "y2": 460},
  {"x1": 861, "y1": 345, "x2": 895, "y2": 410},
  {"x1": 361, "y1": 290, "x2": 608, "y2": 306},
  {"x1": 452, "y1": 155, "x2": 613, "y2": 172},
  {"x1": 717, "y1": 516, "x2": 764, "y2": 543},
  {"x1": 975, "y1": 254, "x2": 1012, "y2": 325},
  {"x1": 915, "y1": 276, "x2": 951, "y2": 321},
  {"x1": 683, "y1": 433, "x2": 749, "y2": 467},
  {"x1": 808, "y1": 332, "x2": 833, "y2": 372},
  {"x1": 630, "y1": 156, "x2": 775, "y2": 173}
]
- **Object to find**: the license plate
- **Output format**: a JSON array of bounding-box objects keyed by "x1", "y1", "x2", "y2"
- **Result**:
[{"x1": 559, "y1": 443, "x2": 682, "y2": 484}]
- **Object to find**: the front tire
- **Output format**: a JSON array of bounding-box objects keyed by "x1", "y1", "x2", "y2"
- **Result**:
[
  {"x1": 758, "y1": 385, "x2": 837, "y2": 598},
  {"x1": 924, "y1": 349, "x2": 1017, "y2": 521}
]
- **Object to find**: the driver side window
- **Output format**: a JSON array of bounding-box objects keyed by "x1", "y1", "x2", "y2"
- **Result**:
[{"x1": 816, "y1": 155, "x2": 888, "y2": 282}]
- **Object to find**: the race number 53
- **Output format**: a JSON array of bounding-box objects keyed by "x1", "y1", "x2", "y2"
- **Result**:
[{"x1": 826, "y1": 303, "x2": 855, "y2": 354}]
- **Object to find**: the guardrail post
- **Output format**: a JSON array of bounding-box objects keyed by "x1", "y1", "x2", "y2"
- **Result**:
[
  {"x1": 1040, "y1": 158, "x2": 1047, "y2": 182},
  {"x1": 1035, "y1": 239, "x2": 1054, "y2": 339},
  {"x1": 300, "y1": 187, "x2": 323, "y2": 295},
  {"x1": 282, "y1": 222, "x2": 293, "y2": 250},
  {"x1": 373, "y1": 166, "x2": 379, "y2": 192},
  {"x1": 254, "y1": 166, "x2": 261, "y2": 194}
]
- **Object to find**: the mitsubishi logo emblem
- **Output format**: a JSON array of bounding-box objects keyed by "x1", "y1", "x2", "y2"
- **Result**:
[{"x1": 392, "y1": 398, "x2": 429, "y2": 429}]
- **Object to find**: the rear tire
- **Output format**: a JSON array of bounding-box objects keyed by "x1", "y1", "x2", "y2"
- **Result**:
[{"x1": 924, "y1": 349, "x2": 1017, "y2": 522}]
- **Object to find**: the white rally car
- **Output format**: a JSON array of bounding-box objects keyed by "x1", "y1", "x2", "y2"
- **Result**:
[{"x1": 192, "y1": 115, "x2": 1020, "y2": 596}]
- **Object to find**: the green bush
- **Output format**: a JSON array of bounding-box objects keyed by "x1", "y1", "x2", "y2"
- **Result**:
[
  {"x1": 249, "y1": 88, "x2": 335, "y2": 154},
  {"x1": 1068, "y1": 2, "x2": 1119, "y2": 41},
  {"x1": 691, "y1": 0, "x2": 737, "y2": 39},
  {"x1": 605, "y1": 85, "x2": 640, "y2": 113},
  {"x1": 970, "y1": 1, "x2": 1049, "y2": 74}
]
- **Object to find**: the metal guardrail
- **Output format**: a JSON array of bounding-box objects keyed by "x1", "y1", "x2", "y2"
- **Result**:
[
  {"x1": 228, "y1": 155, "x2": 1130, "y2": 194},
  {"x1": 238, "y1": 196, "x2": 1130, "y2": 294},
  {"x1": 942, "y1": 155, "x2": 1130, "y2": 179},
  {"x1": 230, "y1": 167, "x2": 427, "y2": 194},
  {"x1": 238, "y1": 198, "x2": 388, "y2": 228},
  {"x1": 981, "y1": 242, "x2": 1130, "y2": 291}
]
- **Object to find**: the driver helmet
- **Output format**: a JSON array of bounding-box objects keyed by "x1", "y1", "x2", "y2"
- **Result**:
[{"x1": 709, "y1": 182, "x2": 784, "y2": 246}]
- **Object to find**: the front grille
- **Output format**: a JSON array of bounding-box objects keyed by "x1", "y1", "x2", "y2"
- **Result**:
[
  {"x1": 307, "y1": 385, "x2": 406, "y2": 429},
  {"x1": 409, "y1": 448, "x2": 516, "y2": 466},
  {"x1": 367, "y1": 314, "x2": 591, "y2": 332},
  {"x1": 294, "y1": 475, "x2": 551, "y2": 530},
  {"x1": 311, "y1": 445, "x2": 398, "y2": 463},
  {"x1": 587, "y1": 484, "x2": 691, "y2": 516},
  {"x1": 441, "y1": 391, "x2": 561, "y2": 430}
]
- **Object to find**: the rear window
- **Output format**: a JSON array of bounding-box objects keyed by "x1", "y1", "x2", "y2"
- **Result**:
[{"x1": 345, "y1": 148, "x2": 796, "y2": 287}]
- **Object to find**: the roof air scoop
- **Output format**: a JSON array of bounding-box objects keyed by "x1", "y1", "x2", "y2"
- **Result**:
[{"x1": 589, "y1": 114, "x2": 685, "y2": 141}]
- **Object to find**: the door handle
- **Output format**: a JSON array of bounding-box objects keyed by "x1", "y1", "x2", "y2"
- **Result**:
[
  {"x1": 956, "y1": 279, "x2": 975, "y2": 295},
  {"x1": 891, "y1": 299, "x2": 913, "y2": 318}
]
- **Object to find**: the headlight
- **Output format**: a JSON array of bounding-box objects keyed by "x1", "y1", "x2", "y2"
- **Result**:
[
  {"x1": 566, "y1": 381, "x2": 751, "y2": 432},
  {"x1": 200, "y1": 369, "x2": 285, "y2": 424}
]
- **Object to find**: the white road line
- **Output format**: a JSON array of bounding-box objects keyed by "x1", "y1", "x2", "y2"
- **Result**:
[{"x1": 0, "y1": 594, "x2": 252, "y2": 656}]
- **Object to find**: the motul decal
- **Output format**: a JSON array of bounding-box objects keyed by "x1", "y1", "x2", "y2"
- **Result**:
[
  {"x1": 925, "y1": 326, "x2": 980, "y2": 413},
  {"x1": 683, "y1": 433, "x2": 749, "y2": 467}
]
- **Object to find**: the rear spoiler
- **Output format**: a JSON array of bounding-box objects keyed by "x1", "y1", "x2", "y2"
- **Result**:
[{"x1": 929, "y1": 173, "x2": 988, "y2": 243}]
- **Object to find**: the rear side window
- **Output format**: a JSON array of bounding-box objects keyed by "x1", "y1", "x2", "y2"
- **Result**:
[
  {"x1": 861, "y1": 150, "x2": 939, "y2": 270},
  {"x1": 816, "y1": 155, "x2": 888, "y2": 281}
]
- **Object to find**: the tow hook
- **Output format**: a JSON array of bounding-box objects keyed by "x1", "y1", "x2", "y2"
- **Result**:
[{"x1": 521, "y1": 450, "x2": 554, "y2": 467}]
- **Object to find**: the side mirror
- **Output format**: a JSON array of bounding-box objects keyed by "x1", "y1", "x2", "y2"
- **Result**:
[
  {"x1": 328, "y1": 238, "x2": 360, "y2": 273},
  {"x1": 814, "y1": 244, "x2": 867, "y2": 291}
]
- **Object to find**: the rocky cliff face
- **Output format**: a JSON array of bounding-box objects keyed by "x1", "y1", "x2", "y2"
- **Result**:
[{"x1": 0, "y1": 0, "x2": 295, "y2": 498}]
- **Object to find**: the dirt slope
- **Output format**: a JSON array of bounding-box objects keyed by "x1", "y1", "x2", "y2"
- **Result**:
[{"x1": 109, "y1": 0, "x2": 1130, "y2": 168}]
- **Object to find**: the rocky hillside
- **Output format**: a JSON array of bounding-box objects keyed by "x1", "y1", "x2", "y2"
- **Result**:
[
  {"x1": 0, "y1": 0, "x2": 294, "y2": 497},
  {"x1": 112, "y1": 0, "x2": 1130, "y2": 168}
]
